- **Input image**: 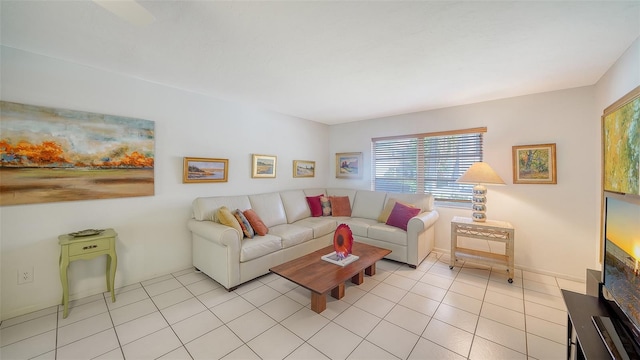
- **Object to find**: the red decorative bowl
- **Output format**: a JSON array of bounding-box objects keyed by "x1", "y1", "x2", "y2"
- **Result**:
[{"x1": 333, "y1": 224, "x2": 353, "y2": 260}]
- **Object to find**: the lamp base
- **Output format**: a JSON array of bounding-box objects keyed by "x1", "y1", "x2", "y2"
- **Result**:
[{"x1": 471, "y1": 184, "x2": 487, "y2": 222}]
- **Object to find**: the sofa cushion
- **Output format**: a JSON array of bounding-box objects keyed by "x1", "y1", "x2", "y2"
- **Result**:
[
  {"x1": 341, "y1": 217, "x2": 378, "y2": 237},
  {"x1": 292, "y1": 217, "x2": 337, "y2": 238},
  {"x1": 386, "y1": 202, "x2": 421, "y2": 231},
  {"x1": 304, "y1": 188, "x2": 327, "y2": 197},
  {"x1": 249, "y1": 192, "x2": 287, "y2": 227},
  {"x1": 240, "y1": 235, "x2": 282, "y2": 262},
  {"x1": 216, "y1": 206, "x2": 242, "y2": 236},
  {"x1": 329, "y1": 196, "x2": 352, "y2": 217},
  {"x1": 268, "y1": 224, "x2": 314, "y2": 248},
  {"x1": 243, "y1": 209, "x2": 268, "y2": 236},
  {"x1": 326, "y1": 188, "x2": 357, "y2": 206},
  {"x1": 306, "y1": 195, "x2": 323, "y2": 217},
  {"x1": 378, "y1": 198, "x2": 416, "y2": 223},
  {"x1": 386, "y1": 193, "x2": 435, "y2": 212},
  {"x1": 320, "y1": 196, "x2": 332, "y2": 216},
  {"x1": 280, "y1": 190, "x2": 312, "y2": 223},
  {"x1": 352, "y1": 190, "x2": 387, "y2": 220},
  {"x1": 367, "y1": 223, "x2": 410, "y2": 246},
  {"x1": 193, "y1": 196, "x2": 251, "y2": 221},
  {"x1": 234, "y1": 209, "x2": 254, "y2": 238}
]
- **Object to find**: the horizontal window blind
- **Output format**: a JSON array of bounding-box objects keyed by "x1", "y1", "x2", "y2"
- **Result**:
[{"x1": 373, "y1": 128, "x2": 485, "y2": 201}]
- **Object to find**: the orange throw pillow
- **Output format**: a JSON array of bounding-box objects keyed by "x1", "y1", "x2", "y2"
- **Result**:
[
  {"x1": 329, "y1": 196, "x2": 352, "y2": 217},
  {"x1": 243, "y1": 209, "x2": 268, "y2": 236}
]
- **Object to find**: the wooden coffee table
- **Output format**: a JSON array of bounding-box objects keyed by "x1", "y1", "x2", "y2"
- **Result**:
[{"x1": 269, "y1": 242, "x2": 391, "y2": 313}]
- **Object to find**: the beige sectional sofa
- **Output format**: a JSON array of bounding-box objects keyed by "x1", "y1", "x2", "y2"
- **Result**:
[{"x1": 187, "y1": 188, "x2": 439, "y2": 290}]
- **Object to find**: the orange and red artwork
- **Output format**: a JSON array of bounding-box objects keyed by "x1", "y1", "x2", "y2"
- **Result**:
[{"x1": 0, "y1": 101, "x2": 155, "y2": 206}]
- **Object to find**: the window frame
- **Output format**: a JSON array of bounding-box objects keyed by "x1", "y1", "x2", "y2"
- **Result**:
[{"x1": 372, "y1": 127, "x2": 486, "y2": 203}]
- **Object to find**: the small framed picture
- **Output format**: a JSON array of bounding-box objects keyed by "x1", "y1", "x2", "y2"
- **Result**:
[
  {"x1": 336, "y1": 152, "x2": 363, "y2": 179},
  {"x1": 293, "y1": 160, "x2": 315, "y2": 178},
  {"x1": 252, "y1": 154, "x2": 277, "y2": 178},
  {"x1": 183, "y1": 157, "x2": 228, "y2": 183},
  {"x1": 512, "y1": 143, "x2": 557, "y2": 184}
]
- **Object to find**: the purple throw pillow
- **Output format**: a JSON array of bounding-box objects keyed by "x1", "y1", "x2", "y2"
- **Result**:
[{"x1": 386, "y1": 202, "x2": 420, "y2": 231}]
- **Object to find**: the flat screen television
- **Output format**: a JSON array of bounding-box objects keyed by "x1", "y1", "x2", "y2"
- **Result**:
[{"x1": 596, "y1": 193, "x2": 640, "y2": 358}]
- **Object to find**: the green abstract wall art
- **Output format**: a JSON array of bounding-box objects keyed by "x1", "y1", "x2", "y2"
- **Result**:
[{"x1": 603, "y1": 86, "x2": 640, "y2": 196}]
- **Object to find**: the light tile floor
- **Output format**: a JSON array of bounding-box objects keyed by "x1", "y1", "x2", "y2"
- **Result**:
[{"x1": 0, "y1": 252, "x2": 585, "y2": 359}]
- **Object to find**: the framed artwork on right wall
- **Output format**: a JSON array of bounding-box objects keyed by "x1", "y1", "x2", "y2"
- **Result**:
[{"x1": 602, "y1": 85, "x2": 640, "y2": 195}]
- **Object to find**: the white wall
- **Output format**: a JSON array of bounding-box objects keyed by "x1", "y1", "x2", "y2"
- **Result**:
[
  {"x1": 329, "y1": 87, "x2": 599, "y2": 280},
  {"x1": 2, "y1": 36, "x2": 638, "y2": 320},
  {"x1": 593, "y1": 37, "x2": 640, "y2": 265},
  {"x1": 0, "y1": 47, "x2": 330, "y2": 320},
  {"x1": 328, "y1": 36, "x2": 640, "y2": 281}
]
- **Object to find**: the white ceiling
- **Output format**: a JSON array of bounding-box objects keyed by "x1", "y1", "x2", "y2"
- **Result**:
[{"x1": 1, "y1": 1, "x2": 639, "y2": 125}]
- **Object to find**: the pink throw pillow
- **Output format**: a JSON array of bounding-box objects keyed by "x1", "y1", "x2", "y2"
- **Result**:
[
  {"x1": 386, "y1": 202, "x2": 420, "y2": 231},
  {"x1": 306, "y1": 195, "x2": 324, "y2": 217}
]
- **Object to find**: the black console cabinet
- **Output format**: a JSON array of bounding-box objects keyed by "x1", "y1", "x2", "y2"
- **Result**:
[{"x1": 562, "y1": 289, "x2": 612, "y2": 359}]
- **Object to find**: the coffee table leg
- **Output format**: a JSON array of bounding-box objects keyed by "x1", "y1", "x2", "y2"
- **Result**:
[
  {"x1": 331, "y1": 283, "x2": 345, "y2": 299},
  {"x1": 351, "y1": 270, "x2": 364, "y2": 285},
  {"x1": 365, "y1": 263, "x2": 377, "y2": 276},
  {"x1": 311, "y1": 292, "x2": 327, "y2": 313}
]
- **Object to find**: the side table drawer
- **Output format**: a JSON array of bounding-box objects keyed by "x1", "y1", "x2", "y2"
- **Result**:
[{"x1": 69, "y1": 238, "x2": 111, "y2": 256}]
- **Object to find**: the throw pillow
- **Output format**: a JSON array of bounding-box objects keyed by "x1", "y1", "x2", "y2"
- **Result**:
[
  {"x1": 243, "y1": 209, "x2": 268, "y2": 236},
  {"x1": 329, "y1": 196, "x2": 352, "y2": 217},
  {"x1": 378, "y1": 198, "x2": 416, "y2": 223},
  {"x1": 216, "y1": 206, "x2": 243, "y2": 236},
  {"x1": 306, "y1": 195, "x2": 324, "y2": 217},
  {"x1": 233, "y1": 209, "x2": 255, "y2": 238},
  {"x1": 320, "y1": 196, "x2": 332, "y2": 216},
  {"x1": 386, "y1": 202, "x2": 421, "y2": 231}
]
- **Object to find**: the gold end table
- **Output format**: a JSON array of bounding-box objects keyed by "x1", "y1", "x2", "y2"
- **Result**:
[{"x1": 450, "y1": 216, "x2": 515, "y2": 283}]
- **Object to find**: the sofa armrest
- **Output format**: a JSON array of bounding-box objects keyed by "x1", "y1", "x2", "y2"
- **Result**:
[
  {"x1": 406, "y1": 210, "x2": 439, "y2": 267},
  {"x1": 407, "y1": 210, "x2": 439, "y2": 233},
  {"x1": 187, "y1": 219, "x2": 241, "y2": 247}
]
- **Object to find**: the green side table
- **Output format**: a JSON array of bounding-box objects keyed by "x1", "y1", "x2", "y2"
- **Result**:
[{"x1": 58, "y1": 228, "x2": 117, "y2": 318}]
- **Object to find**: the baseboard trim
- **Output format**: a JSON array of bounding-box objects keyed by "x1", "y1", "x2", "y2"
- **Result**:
[{"x1": 433, "y1": 246, "x2": 586, "y2": 283}]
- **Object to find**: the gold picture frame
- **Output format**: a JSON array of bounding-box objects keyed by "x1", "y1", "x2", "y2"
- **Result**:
[
  {"x1": 183, "y1": 157, "x2": 228, "y2": 183},
  {"x1": 252, "y1": 154, "x2": 276, "y2": 178},
  {"x1": 293, "y1": 160, "x2": 315, "y2": 178},
  {"x1": 512, "y1": 143, "x2": 557, "y2": 184},
  {"x1": 336, "y1": 152, "x2": 363, "y2": 179}
]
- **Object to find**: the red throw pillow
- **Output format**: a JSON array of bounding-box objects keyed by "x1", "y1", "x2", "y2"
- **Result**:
[
  {"x1": 306, "y1": 195, "x2": 324, "y2": 217},
  {"x1": 386, "y1": 202, "x2": 420, "y2": 231},
  {"x1": 329, "y1": 196, "x2": 352, "y2": 217},
  {"x1": 243, "y1": 209, "x2": 268, "y2": 236}
]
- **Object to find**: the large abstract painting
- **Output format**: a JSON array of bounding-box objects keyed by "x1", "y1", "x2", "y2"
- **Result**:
[
  {"x1": 603, "y1": 86, "x2": 640, "y2": 195},
  {"x1": 0, "y1": 101, "x2": 155, "y2": 206}
]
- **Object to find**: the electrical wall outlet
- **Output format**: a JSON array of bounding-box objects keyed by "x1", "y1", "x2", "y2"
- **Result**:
[{"x1": 18, "y1": 266, "x2": 34, "y2": 285}]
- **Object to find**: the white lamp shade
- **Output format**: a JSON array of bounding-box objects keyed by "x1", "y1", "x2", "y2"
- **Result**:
[{"x1": 456, "y1": 162, "x2": 505, "y2": 185}]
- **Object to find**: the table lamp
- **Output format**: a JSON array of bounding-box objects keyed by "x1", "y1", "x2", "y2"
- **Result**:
[{"x1": 456, "y1": 162, "x2": 505, "y2": 222}]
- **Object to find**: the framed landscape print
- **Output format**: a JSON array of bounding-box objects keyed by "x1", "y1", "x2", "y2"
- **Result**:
[
  {"x1": 183, "y1": 157, "x2": 228, "y2": 183},
  {"x1": 336, "y1": 152, "x2": 363, "y2": 179},
  {"x1": 293, "y1": 160, "x2": 315, "y2": 178},
  {"x1": 602, "y1": 85, "x2": 640, "y2": 195},
  {"x1": 512, "y1": 143, "x2": 557, "y2": 184},
  {"x1": 252, "y1": 154, "x2": 276, "y2": 178}
]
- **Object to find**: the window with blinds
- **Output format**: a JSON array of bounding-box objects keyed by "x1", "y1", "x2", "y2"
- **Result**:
[{"x1": 372, "y1": 127, "x2": 486, "y2": 202}]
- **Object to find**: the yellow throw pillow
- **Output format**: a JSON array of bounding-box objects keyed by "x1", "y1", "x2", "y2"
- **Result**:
[
  {"x1": 378, "y1": 198, "x2": 416, "y2": 223},
  {"x1": 216, "y1": 206, "x2": 242, "y2": 236}
]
